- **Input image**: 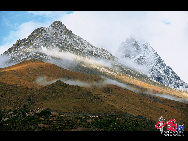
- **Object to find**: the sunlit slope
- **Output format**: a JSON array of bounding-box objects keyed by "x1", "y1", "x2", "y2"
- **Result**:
[
  {"x1": 0, "y1": 59, "x2": 187, "y2": 127},
  {"x1": 0, "y1": 59, "x2": 102, "y2": 88},
  {"x1": 86, "y1": 60, "x2": 188, "y2": 99},
  {"x1": 1, "y1": 58, "x2": 187, "y2": 99},
  {"x1": 90, "y1": 84, "x2": 187, "y2": 124},
  {"x1": 116, "y1": 71, "x2": 188, "y2": 99}
]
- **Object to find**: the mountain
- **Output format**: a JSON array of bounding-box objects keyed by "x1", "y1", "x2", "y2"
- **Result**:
[
  {"x1": 0, "y1": 59, "x2": 187, "y2": 127},
  {"x1": 1, "y1": 21, "x2": 188, "y2": 91},
  {"x1": 117, "y1": 37, "x2": 188, "y2": 89},
  {"x1": 3, "y1": 21, "x2": 114, "y2": 63},
  {"x1": 1, "y1": 21, "x2": 155, "y2": 89},
  {"x1": 1, "y1": 21, "x2": 188, "y2": 131}
]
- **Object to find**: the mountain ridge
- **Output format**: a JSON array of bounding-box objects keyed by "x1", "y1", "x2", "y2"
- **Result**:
[
  {"x1": 3, "y1": 21, "x2": 115, "y2": 62},
  {"x1": 1, "y1": 21, "x2": 187, "y2": 90}
]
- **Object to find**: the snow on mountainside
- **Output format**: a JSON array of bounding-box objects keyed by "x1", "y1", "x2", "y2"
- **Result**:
[
  {"x1": 117, "y1": 37, "x2": 188, "y2": 89},
  {"x1": 3, "y1": 21, "x2": 115, "y2": 63}
]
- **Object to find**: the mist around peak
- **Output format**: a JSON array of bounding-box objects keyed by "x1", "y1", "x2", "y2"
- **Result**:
[
  {"x1": 37, "y1": 46, "x2": 113, "y2": 70},
  {"x1": 115, "y1": 37, "x2": 152, "y2": 75},
  {"x1": 0, "y1": 55, "x2": 17, "y2": 68},
  {"x1": 116, "y1": 36, "x2": 188, "y2": 89},
  {"x1": 35, "y1": 75, "x2": 144, "y2": 94}
]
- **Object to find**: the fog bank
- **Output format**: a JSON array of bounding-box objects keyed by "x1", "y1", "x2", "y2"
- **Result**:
[
  {"x1": 35, "y1": 76, "x2": 188, "y2": 103},
  {"x1": 35, "y1": 76, "x2": 141, "y2": 93},
  {"x1": 0, "y1": 55, "x2": 17, "y2": 68}
]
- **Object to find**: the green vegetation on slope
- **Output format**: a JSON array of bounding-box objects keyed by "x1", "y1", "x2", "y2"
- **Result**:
[{"x1": 0, "y1": 108, "x2": 157, "y2": 131}]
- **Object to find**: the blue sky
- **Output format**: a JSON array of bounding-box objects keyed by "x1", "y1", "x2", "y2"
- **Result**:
[
  {"x1": 0, "y1": 11, "x2": 73, "y2": 46},
  {"x1": 0, "y1": 11, "x2": 47, "y2": 37},
  {"x1": 0, "y1": 11, "x2": 188, "y2": 83}
]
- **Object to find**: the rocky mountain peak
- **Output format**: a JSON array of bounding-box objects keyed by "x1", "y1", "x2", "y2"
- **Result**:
[
  {"x1": 49, "y1": 21, "x2": 65, "y2": 29},
  {"x1": 2, "y1": 20, "x2": 115, "y2": 64},
  {"x1": 117, "y1": 37, "x2": 188, "y2": 89}
]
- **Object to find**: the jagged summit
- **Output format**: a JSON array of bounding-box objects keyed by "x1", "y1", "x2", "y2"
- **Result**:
[
  {"x1": 117, "y1": 37, "x2": 188, "y2": 89},
  {"x1": 3, "y1": 20, "x2": 114, "y2": 63},
  {"x1": 117, "y1": 37, "x2": 159, "y2": 69},
  {"x1": 48, "y1": 21, "x2": 69, "y2": 34},
  {"x1": 50, "y1": 21, "x2": 64, "y2": 28}
]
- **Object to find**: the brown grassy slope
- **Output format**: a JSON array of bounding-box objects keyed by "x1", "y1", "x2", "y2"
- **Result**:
[
  {"x1": 0, "y1": 59, "x2": 117, "y2": 113},
  {"x1": 0, "y1": 59, "x2": 187, "y2": 128},
  {"x1": 0, "y1": 80, "x2": 119, "y2": 114},
  {"x1": 90, "y1": 85, "x2": 188, "y2": 124},
  {"x1": 0, "y1": 82, "x2": 33, "y2": 109},
  {"x1": 34, "y1": 80, "x2": 119, "y2": 114},
  {"x1": 0, "y1": 59, "x2": 102, "y2": 88}
]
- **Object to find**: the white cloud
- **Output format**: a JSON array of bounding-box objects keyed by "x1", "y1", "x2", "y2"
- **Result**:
[
  {"x1": 28, "y1": 11, "x2": 53, "y2": 17},
  {"x1": 27, "y1": 11, "x2": 69, "y2": 20},
  {"x1": 39, "y1": 47, "x2": 112, "y2": 69},
  {"x1": 143, "y1": 11, "x2": 188, "y2": 83},
  {"x1": 60, "y1": 11, "x2": 143, "y2": 54},
  {"x1": 0, "y1": 42, "x2": 13, "y2": 55},
  {"x1": 0, "y1": 21, "x2": 50, "y2": 54},
  {"x1": 59, "y1": 11, "x2": 188, "y2": 83},
  {"x1": 1, "y1": 16, "x2": 12, "y2": 27}
]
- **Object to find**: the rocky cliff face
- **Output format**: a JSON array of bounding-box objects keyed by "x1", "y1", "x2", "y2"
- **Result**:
[
  {"x1": 3, "y1": 21, "x2": 115, "y2": 63},
  {"x1": 117, "y1": 37, "x2": 188, "y2": 88}
]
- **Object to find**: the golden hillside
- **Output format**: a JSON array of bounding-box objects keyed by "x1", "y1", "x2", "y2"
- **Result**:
[
  {"x1": 0, "y1": 59, "x2": 102, "y2": 88},
  {"x1": 0, "y1": 59, "x2": 187, "y2": 128}
]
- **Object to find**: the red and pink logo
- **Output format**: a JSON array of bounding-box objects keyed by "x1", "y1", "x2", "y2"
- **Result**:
[{"x1": 155, "y1": 116, "x2": 184, "y2": 136}]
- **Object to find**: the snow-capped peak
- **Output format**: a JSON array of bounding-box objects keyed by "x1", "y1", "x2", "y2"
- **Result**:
[{"x1": 117, "y1": 37, "x2": 188, "y2": 89}]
